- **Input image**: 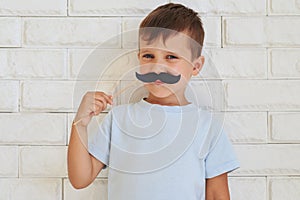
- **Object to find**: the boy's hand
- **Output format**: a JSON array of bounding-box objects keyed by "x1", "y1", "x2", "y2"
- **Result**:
[{"x1": 74, "y1": 91, "x2": 113, "y2": 127}]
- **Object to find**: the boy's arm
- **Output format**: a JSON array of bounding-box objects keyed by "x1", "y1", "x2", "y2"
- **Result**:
[
  {"x1": 205, "y1": 173, "x2": 230, "y2": 200},
  {"x1": 68, "y1": 91, "x2": 112, "y2": 189},
  {"x1": 67, "y1": 124, "x2": 105, "y2": 189}
]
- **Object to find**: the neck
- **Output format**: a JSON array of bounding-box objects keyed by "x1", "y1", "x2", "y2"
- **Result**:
[{"x1": 144, "y1": 93, "x2": 190, "y2": 106}]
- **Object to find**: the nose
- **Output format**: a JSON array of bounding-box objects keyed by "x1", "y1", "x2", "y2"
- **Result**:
[
  {"x1": 150, "y1": 57, "x2": 168, "y2": 74},
  {"x1": 151, "y1": 64, "x2": 166, "y2": 75}
]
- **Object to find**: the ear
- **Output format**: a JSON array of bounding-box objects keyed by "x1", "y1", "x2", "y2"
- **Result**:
[
  {"x1": 192, "y1": 56, "x2": 205, "y2": 76},
  {"x1": 137, "y1": 51, "x2": 140, "y2": 59}
]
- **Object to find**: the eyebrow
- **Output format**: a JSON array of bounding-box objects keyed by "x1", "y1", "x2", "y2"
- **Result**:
[
  {"x1": 140, "y1": 49, "x2": 179, "y2": 55},
  {"x1": 140, "y1": 50, "x2": 150, "y2": 54}
]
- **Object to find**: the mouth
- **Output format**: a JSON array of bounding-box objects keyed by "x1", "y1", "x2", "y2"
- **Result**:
[{"x1": 153, "y1": 80, "x2": 164, "y2": 85}]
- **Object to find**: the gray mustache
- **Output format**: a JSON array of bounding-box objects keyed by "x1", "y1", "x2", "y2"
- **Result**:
[{"x1": 135, "y1": 72, "x2": 181, "y2": 84}]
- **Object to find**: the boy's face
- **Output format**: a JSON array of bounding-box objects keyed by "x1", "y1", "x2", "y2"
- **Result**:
[{"x1": 137, "y1": 33, "x2": 204, "y2": 99}]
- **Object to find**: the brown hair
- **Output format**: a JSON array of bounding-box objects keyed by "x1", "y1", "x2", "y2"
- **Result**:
[{"x1": 139, "y1": 3, "x2": 205, "y2": 61}]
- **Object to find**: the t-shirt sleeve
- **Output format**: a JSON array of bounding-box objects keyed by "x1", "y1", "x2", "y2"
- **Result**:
[
  {"x1": 205, "y1": 129, "x2": 240, "y2": 179},
  {"x1": 88, "y1": 110, "x2": 112, "y2": 169}
]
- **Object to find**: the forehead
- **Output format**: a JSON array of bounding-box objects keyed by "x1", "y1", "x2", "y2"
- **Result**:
[{"x1": 139, "y1": 33, "x2": 192, "y2": 61}]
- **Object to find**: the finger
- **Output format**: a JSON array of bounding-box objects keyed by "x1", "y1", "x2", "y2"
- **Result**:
[
  {"x1": 95, "y1": 98, "x2": 107, "y2": 112},
  {"x1": 93, "y1": 98, "x2": 110, "y2": 115},
  {"x1": 94, "y1": 92, "x2": 113, "y2": 105},
  {"x1": 101, "y1": 93, "x2": 113, "y2": 105},
  {"x1": 89, "y1": 103, "x2": 99, "y2": 115}
]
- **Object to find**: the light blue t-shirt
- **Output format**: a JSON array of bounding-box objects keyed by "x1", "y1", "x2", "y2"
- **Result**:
[{"x1": 88, "y1": 98, "x2": 239, "y2": 200}]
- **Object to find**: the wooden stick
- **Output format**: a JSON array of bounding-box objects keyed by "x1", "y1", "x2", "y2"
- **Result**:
[{"x1": 112, "y1": 80, "x2": 139, "y2": 98}]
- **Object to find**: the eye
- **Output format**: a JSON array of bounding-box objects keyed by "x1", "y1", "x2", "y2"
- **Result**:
[
  {"x1": 142, "y1": 54, "x2": 154, "y2": 59},
  {"x1": 166, "y1": 55, "x2": 178, "y2": 60}
]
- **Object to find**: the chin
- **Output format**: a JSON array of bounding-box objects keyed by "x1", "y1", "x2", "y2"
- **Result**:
[{"x1": 145, "y1": 85, "x2": 176, "y2": 98}]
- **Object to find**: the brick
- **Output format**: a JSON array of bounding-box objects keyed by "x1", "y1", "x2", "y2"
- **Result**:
[
  {"x1": 228, "y1": 177, "x2": 266, "y2": 200},
  {"x1": 233, "y1": 144, "x2": 300, "y2": 175},
  {"x1": 172, "y1": 0, "x2": 266, "y2": 15},
  {"x1": 269, "y1": 0, "x2": 300, "y2": 15},
  {"x1": 0, "y1": 113, "x2": 66, "y2": 145},
  {"x1": 20, "y1": 146, "x2": 67, "y2": 177},
  {"x1": 64, "y1": 178, "x2": 107, "y2": 199},
  {"x1": 0, "y1": 17, "x2": 21, "y2": 47},
  {"x1": 69, "y1": 49, "x2": 137, "y2": 81},
  {"x1": 267, "y1": 17, "x2": 300, "y2": 46},
  {"x1": 0, "y1": 178, "x2": 62, "y2": 199},
  {"x1": 225, "y1": 80, "x2": 300, "y2": 111},
  {"x1": 224, "y1": 112, "x2": 267, "y2": 143},
  {"x1": 23, "y1": 18, "x2": 121, "y2": 47},
  {"x1": 21, "y1": 81, "x2": 74, "y2": 112},
  {"x1": 202, "y1": 17, "x2": 221, "y2": 47},
  {"x1": 122, "y1": 17, "x2": 141, "y2": 49},
  {"x1": 122, "y1": 17, "x2": 221, "y2": 48},
  {"x1": 189, "y1": 80, "x2": 226, "y2": 111},
  {"x1": 270, "y1": 112, "x2": 300, "y2": 143},
  {"x1": 69, "y1": 0, "x2": 168, "y2": 16},
  {"x1": 0, "y1": 50, "x2": 7, "y2": 71},
  {"x1": 0, "y1": 49, "x2": 67, "y2": 79},
  {"x1": 0, "y1": 0, "x2": 67, "y2": 16},
  {"x1": 69, "y1": 49, "x2": 94, "y2": 79},
  {"x1": 223, "y1": 17, "x2": 300, "y2": 47},
  {"x1": 269, "y1": 48, "x2": 300, "y2": 78},
  {"x1": 202, "y1": 48, "x2": 267, "y2": 79},
  {"x1": 269, "y1": 178, "x2": 300, "y2": 200},
  {"x1": 22, "y1": 80, "x2": 119, "y2": 112},
  {"x1": 0, "y1": 146, "x2": 18, "y2": 177},
  {"x1": 0, "y1": 81, "x2": 19, "y2": 112},
  {"x1": 223, "y1": 17, "x2": 266, "y2": 47}
]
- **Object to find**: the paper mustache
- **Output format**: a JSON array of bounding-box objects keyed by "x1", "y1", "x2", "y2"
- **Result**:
[{"x1": 135, "y1": 72, "x2": 181, "y2": 84}]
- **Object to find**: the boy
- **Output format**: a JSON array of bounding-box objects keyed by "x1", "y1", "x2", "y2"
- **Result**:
[{"x1": 68, "y1": 3, "x2": 239, "y2": 200}]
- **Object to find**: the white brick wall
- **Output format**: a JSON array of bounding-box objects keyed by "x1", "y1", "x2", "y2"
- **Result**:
[
  {"x1": 225, "y1": 80, "x2": 300, "y2": 111},
  {"x1": 0, "y1": 178, "x2": 62, "y2": 200},
  {"x1": 23, "y1": 18, "x2": 121, "y2": 47},
  {"x1": 0, "y1": 81, "x2": 19, "y2": 112},
  {"x1": 0, "y1": 49, "x2": 67, "y2": 79},
  {"x1": 269, "y1": 112, "x2": 300, "y2": 142},
  {"x1": 269, "y1": 178, "x2": 300, "y2": 200},
  {"x1": 202, "y1": 48, "x2": 267, "y2": 79},
  {"x1": 19, "y1": 146, "x2": 67, "y2": 177},
  {"x1": 0, "y1": 146, "x2": 18, "y2": 177},
  {"x1": 223, "y1": 17, "x2": 300, "y2": 47},
  {"x1": 268, "y1": 0, "x2": 300, "y2": 15},
  {"x1": 172, "y1": 0, "x2": 266, "y2": 15},
  {"x1": 0, "y1": 113, "x2": 66, "y2": 145},
  {"x1": 64, "y1": 179, "x2": 108, "y2": 200},
  {"x1": 229, "y1": 177, "x2": 267, "y2": 200},
  {"x1": 69, "y1": 0, "x2": 168, "y2": 16},
  {"x1": 0, "y1": 0, "x2": 299, "y2": 199},
  {"x1": 0, "y1": 0, "x2": 67, "y2": 16},
  {"x1": 0, "y1": 17, "x2": 21, "y2": 47},
  {"x1": 269, "y1": 49, "x2": 300, "y2": 78}
]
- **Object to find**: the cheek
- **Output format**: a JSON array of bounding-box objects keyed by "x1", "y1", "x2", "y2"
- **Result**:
[
  {"x1": 173, "y1": 64, "x2": 192, "y2": 76},
  {"x1": 175, "y1": 68, "x2": 194, "y2": 84},
  {"x1": 165, "y1": 64, "x2": 184, "y2": 75},
  {"x1": 138, "y1": 61, "x2": 153, "y2": 73}
]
